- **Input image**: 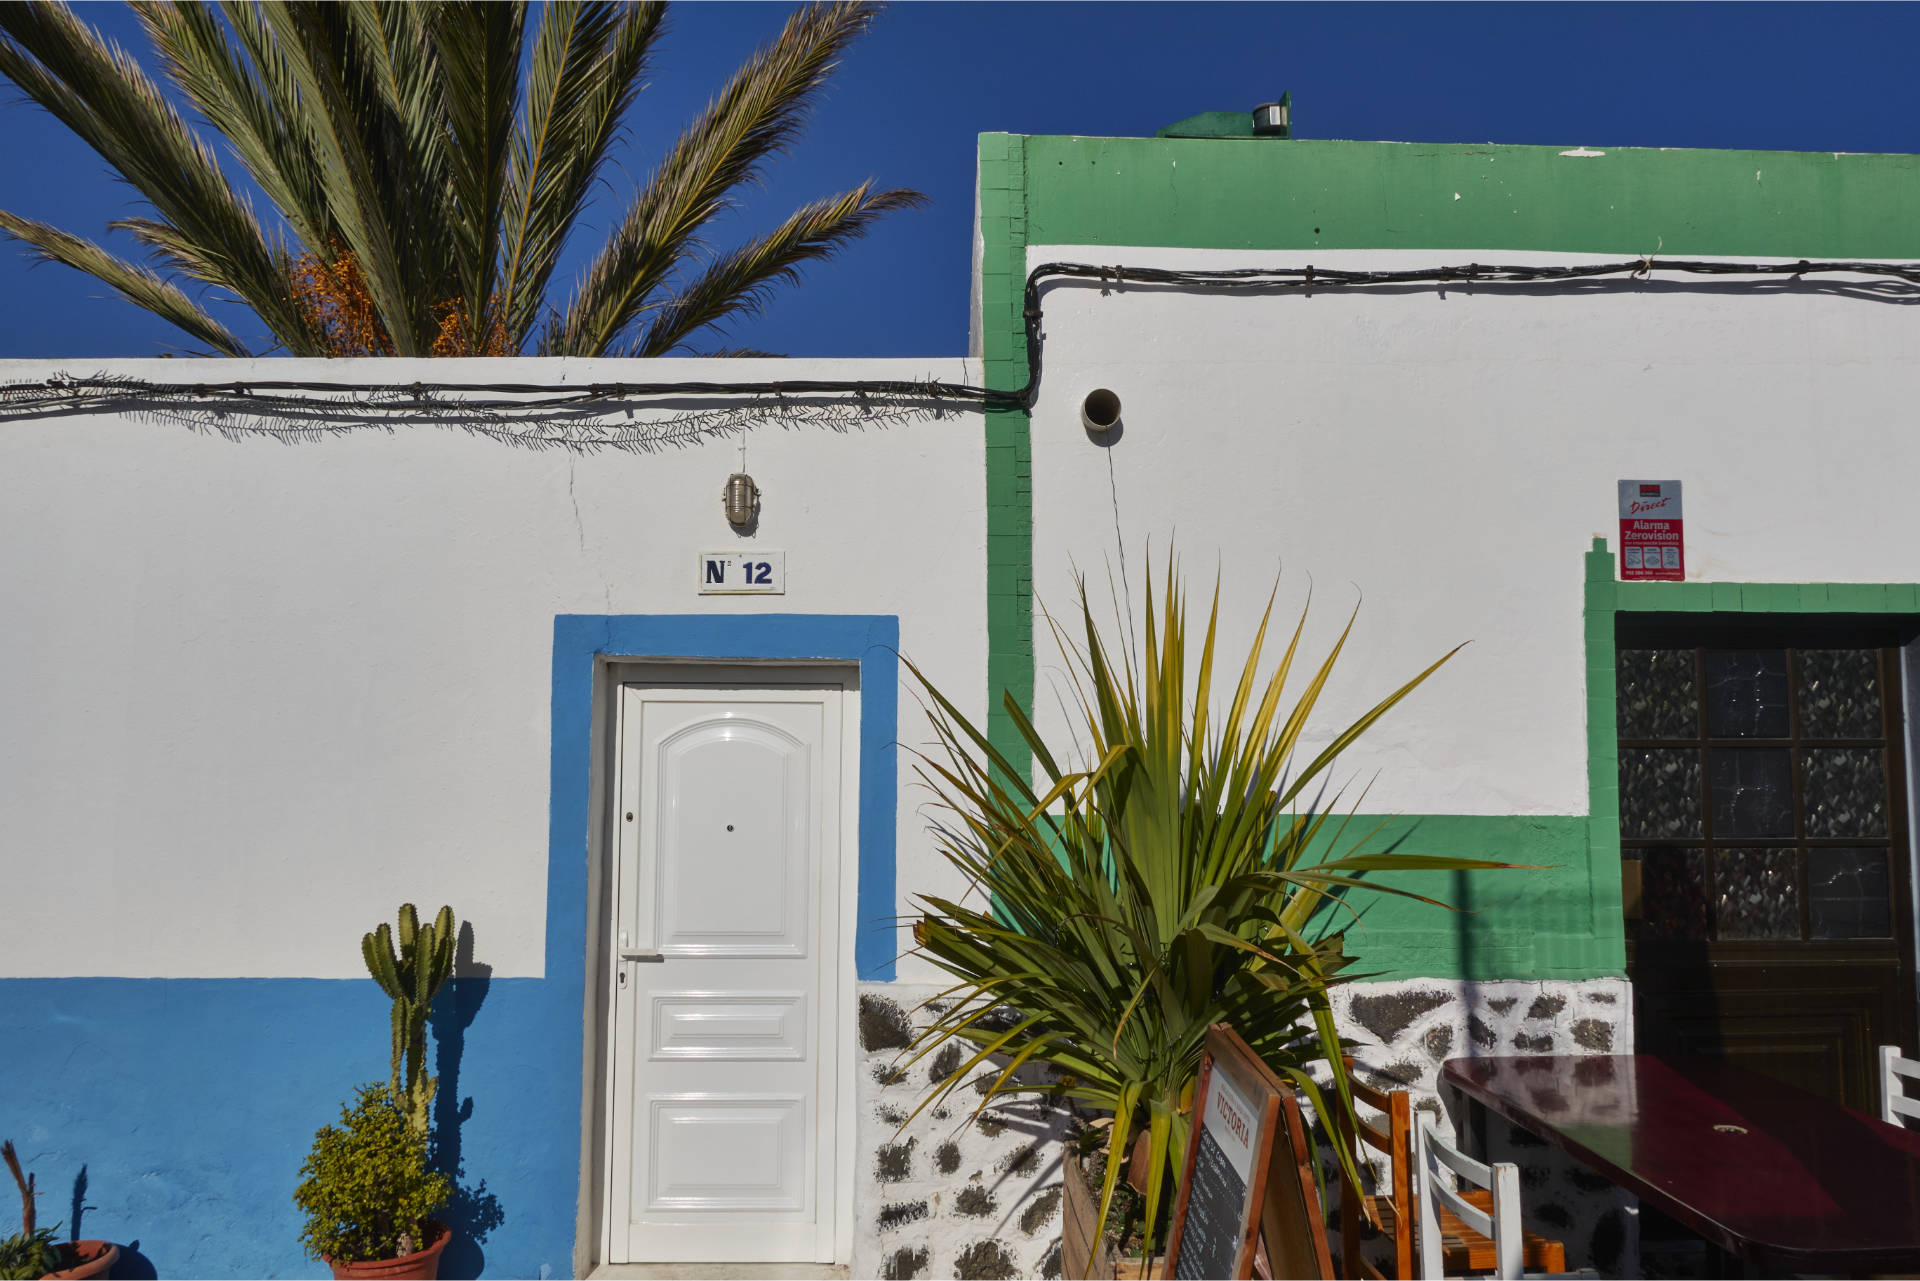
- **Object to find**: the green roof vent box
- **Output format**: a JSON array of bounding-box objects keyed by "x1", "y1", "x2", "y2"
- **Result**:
[{"x1": 1157, "y1": 93, "x2": 1290, "y2": 140}]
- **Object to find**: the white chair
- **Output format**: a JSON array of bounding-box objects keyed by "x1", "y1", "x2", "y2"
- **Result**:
[
  {"x1": 1880, "y1": 1044, "x2": 1920, "y2": 1126},
  {"x1": 1413, "y1": 1113, "x2": 1528, "y2": 1280}
]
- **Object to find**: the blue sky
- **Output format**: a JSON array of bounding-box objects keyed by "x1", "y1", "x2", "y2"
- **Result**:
[{"x1": 3, "y1": 2, "x2": 1919, "y2": 361}]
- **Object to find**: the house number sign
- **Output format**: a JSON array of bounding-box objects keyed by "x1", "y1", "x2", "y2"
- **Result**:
[{"x1": 698, "y1": 550, "x2": 785, "y2": 594}]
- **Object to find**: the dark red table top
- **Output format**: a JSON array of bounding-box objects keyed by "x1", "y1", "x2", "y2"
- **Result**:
[{"x1": 1441, "y1": 1054, "x2": 1920, "y2": 1272}]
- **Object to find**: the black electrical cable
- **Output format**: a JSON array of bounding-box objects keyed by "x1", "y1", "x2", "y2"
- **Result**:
[
  {"x1": 1014, "y1": 257, "x2": 1920, "y2": 412},
  {"x1": 2, "y1": 257, "x2": 1915, "y2": 419},
  {"x1": 0, "y1": 374, "x2": 999, "y2": 414}
]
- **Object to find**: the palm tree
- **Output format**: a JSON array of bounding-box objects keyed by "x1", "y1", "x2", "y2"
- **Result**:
[{"x1": 0, "y1": 1, "x2": 922, "y2": 357}]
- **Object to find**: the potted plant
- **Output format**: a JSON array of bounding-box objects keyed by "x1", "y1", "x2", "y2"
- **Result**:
[
  {"x1": 894, "y1": 558, "x2": 1526, "y2": 1264},
  {"x1": 1, "y1": 1142, "x2": 116, "y2": 1281},
  {"x1": 294, "y1": 904, "x2": 459, "y2": 1280},
  {"x1": 294, "y1": 1084, "x2": 450, "y2": 1279}
]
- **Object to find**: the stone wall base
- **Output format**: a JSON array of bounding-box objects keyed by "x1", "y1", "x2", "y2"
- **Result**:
[
  {"x1": 1329, "y1": 976, "x2": 1639, "y2": 1275},
  {"x1": 852, "y1": 976, "x2": 1638, "y2": 1279},
  {"x1": 855, "y1": 983, "x2": 1068, "y2": 1280}
]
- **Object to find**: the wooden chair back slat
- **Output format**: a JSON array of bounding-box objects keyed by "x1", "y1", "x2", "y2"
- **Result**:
[
  {"x1": 1347, "y1": 1070, "x2": 1396, "y2": 1113},
  {"x1": 1336, "y1": 1058, "x2": 1413, "y2": 1280},
  {"x1": 1336, "y1": 1060, "x2": 1564, "y2": 1280},
  {"x1": 1347, "y1": 1074, "x2": 1396, "y2": 1159}
]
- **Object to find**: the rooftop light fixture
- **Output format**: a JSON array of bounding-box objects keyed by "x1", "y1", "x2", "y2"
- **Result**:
[{"x1": 1252, "y1": 96, "x2": 1290, "y2": 136}]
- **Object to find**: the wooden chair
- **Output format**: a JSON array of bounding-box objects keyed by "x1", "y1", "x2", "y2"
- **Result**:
[
  {"x1": 1880, "y1": 1045, "x2": 1920, "y2": 1127},
  {"x1": 1413, "y1": 1113, "x2": 1568, "y2": 1280},
  {"x1": 1335, "y1": 1060, "x2": 1414, "y2": 1280}
]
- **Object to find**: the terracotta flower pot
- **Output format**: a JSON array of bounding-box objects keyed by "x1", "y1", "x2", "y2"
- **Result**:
[
  {"x1": 45, "y1": 1240, "x2": 118, "y2": 1280},
  {"x1": 325, "y1": 1222, "x2": 450, "y2": 1281}
]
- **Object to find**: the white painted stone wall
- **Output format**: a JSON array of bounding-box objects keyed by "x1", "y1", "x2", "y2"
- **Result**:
[
  {"x1": 1326, "y1": 976, "x2": 1638, "y2": 1275},
  {"x1": 854, "y1": 983, "x2": 1069, "y2": 1281},
  {"x1": 0, "y1": 357, "x2": 985, "y2": 980},
  {"x1": 1026, "y1": 246, "x2": 1920, "y2": 819},
  {"x1": 849, "y1": 975, "x2": 1638, "y2": 1279}
]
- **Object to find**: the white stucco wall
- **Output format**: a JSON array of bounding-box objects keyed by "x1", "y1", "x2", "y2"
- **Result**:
[
  {"x1": 0, "y1": 357, "x2": 986, "y2": 979},
  {"x1": 1026, "y1": 246, "x2": 1920, "y2": 818},
  {"x1": 16, "y1": 256, "x2": 1920, "y2": 970}
]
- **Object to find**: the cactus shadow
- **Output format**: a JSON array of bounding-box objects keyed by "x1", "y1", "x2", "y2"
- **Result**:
[
  {"x1": 430, "y1": 923, "x2": 503, "y2": 1280},
  {"x1": 68, "y1": 1163, "x2": 90, "y2": 1241},
  {"x1": 66, "y1": 1166, "x2": 156, "y2": 1278}
]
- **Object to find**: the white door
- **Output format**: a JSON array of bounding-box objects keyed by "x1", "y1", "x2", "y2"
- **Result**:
[{"x1": 606, "y1": 684, "x2": 849, "y2": 1264}]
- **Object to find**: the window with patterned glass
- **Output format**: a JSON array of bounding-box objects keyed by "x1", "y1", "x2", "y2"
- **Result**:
[{"x1": 1617, "y1": 644, "x2": 1900, "y2": 943}]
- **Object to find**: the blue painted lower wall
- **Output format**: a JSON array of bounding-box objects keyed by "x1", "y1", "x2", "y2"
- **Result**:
[
  {"x1": 4, "y1": 612, "x2": 905, "y2": 1279},
  {"x1": 1, "y1": 976, "x2": 576, "y2": 1279}
]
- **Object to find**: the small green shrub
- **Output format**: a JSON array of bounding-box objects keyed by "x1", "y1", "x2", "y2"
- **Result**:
[
  {"x1": 294, "y1": 1083, "x2": 449, "y2": 1264},
  {"x1": 0, "y1": 1226, "x2": 60, "y2": 1281}
]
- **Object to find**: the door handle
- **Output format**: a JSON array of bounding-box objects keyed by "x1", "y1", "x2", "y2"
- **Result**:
[{"x1": 620, "y1": 949, "x2": 666, "y2": 963}]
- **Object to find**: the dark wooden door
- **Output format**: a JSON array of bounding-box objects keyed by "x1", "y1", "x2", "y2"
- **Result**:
[{"x1": 1617, "y1": 629, "x2": 1917, "y2": 1111}]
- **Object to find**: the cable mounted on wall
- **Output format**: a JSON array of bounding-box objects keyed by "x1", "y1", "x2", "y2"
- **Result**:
[
  {"x1": 1, "y1": 257, "x2": 1916, "y2": 445},
  {"x1": 1013, "y1": 257, "x2": 1920, "y2": 410}
]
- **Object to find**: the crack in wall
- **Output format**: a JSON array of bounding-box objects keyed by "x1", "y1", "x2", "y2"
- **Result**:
[{"x1": 567, "y1": 454, "x2": 613, "y2": 614}]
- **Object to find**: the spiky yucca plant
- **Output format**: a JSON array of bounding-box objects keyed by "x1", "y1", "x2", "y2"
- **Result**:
[
  {"x1": 0, "y1": 1, "x2": 921, "y2": 356},
  {"x1": 900, "y1": 562, "x2": 1522, "y2": 1259}
]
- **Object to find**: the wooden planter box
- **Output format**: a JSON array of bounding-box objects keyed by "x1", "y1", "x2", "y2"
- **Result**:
[{"x1": 1061, "y1": 1150, "x2": 1165, "y2": 1281}]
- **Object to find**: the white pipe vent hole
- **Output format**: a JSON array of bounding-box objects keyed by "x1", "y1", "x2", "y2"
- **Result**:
[{"x1": 1080, "y1": 388, "x2": 1122, "y2": 433}]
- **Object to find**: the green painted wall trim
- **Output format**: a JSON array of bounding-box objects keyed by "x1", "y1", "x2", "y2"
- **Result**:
[
  {"x1": 1017, "y1": 135, "x2": 1920, "y2": 258},
  {"x1": 1344, "y1": 539, "x2": 1920, "y2": 985},
  {"x1": 1584, "y1": 540, "x2": 1629, "y2": 980},
  {"x1": 972, "y1": 130, "x2": 1920, "y2": 983},
  {"x1": 1303, "y1": 813, "x2": 1612, "y2": 981},
  {"x1": 977, "y1": 133, "x2": 1034, "y2": 781}
]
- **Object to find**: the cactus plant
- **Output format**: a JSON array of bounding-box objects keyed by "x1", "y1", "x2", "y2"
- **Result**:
[{"x1": 361, "y1": 904, "x2": 457, "y2": 1142}]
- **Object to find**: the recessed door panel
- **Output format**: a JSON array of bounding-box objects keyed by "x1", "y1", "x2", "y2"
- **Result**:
[
  {"x1": 651, "y1": 993, "x2": 808, "y2": 1061},
  {"x1": 654, "y1": 721, "x2": 810, "y2": 956},
  {"x1": 646, "y1": 1096, "x2": 809, "y2": 1212},
  {"x1": 607, "y1": 685, "x2": 847, "y2": 1265}
]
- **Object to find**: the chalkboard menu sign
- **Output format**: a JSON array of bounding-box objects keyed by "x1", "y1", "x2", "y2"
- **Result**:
[
  {"x1": 1171, "y1": 1062, "x2": 1262, "y2": 1278},
  {"x1": 1163, "y1": 1025, "x2": 1333, "y2": 1281}
]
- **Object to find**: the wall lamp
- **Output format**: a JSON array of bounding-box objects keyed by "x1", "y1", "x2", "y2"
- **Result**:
[{"x1": 723, "y1": 471, "x2": 760, "y2": 528}]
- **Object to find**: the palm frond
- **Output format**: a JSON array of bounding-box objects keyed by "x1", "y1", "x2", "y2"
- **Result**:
[
  {"x1": 255, "y1": 1, "x2": 428, "y2": 353},
  {"x1": 0, "y1": 1, "x2": 310, "y2": 348},
  {"x1": 110, "y1": 213, "x2": 256, "y2": 284},
  {"x1": 498, "y1": 0, "x2": 664, "y2": 346},
  {"x1": 553, "y1": 0, "x2": 884, "y2": 356},
  {"x1": 1, "y1": 0, "x2": 908, "y2": 358},
  {"x1": 131, "y1": 0, "x2": 328, "y2": 253},
  {"x1": 0, "y1": 210, "x2": 250, "y2": 355},
  {"x1": 425, "y1": 1, "x2": 524, "y2": 344},
  {"x1": 631, "y1": 181, "x2": 923, "y2": 356}
]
